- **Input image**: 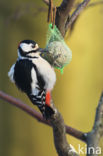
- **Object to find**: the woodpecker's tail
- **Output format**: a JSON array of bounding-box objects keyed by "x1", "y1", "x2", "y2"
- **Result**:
[{"x1": 27, "y1": 90, "x2": 54, "y2": 118}]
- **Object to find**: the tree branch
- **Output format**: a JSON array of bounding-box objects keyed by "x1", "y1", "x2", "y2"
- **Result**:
[
  {"x1": 1, "y1": 91, "x2": 103, "y2": 156},
  {"x1": 86, "y1": 92, "x2": 103, "y2": 156},
  {"x1": 50, "y1": 110, "x2": 79, "y2": 156},
  {"x1": 59, "y1": 0, "x2": 75, "y2": 16},
  {"x1": 74, "y1": 0, "x2": 103, "y2": 10},
  {"x1": 0, "y1": 90, "x2": 85, "y2": 142},
  {"x1": 55, "y1": 0, "x2": 75, "y2": 37},
  {"x1": 42, "y1": 0, "x2": 103, "y2": 155},
  {"x1": 49, "y1": 0, "x2": 91, "y2": 37},
  {"x1": 0, "y1": 90, "x2": 80, "y2": 156},
  {"x1": 65, "y1": 0, "x2": 91, "y2": 31},
  {"x1": 43, "y1": 0, "x2": 49, "y2": 6},
  {"x1": 87, "y1": 0, "x2": 103, "y2": 8}
]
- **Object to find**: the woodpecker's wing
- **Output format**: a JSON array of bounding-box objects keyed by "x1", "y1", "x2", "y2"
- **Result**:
[
  {"x1": 14, "y1": 58, "x2": 46, "y2": 96},
  {"x1": 14, "y1": 59, "x2": 37, "y2": 94}
]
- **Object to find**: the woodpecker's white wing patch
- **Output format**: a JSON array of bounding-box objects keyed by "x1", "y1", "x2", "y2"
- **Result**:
[
  {"x1": 31, "y1": 67, "x2": 39, "y2": 94},
  {"x1": 8, "y1": 64, "x2": 15, "y2": 83},
  {"x1": 20, "y1": 43, "x2": 32, "y2": 52}
]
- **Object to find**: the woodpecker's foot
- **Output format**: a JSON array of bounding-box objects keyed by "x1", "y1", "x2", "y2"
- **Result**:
[{"x1": 44, "y1": 105, "x2": 55, "y2": 119}]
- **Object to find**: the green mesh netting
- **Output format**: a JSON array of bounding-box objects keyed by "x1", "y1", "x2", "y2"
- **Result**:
[
  {"x1": 46, "y1": 24, "x2": 64, "y2": 44},
  {"x1": 42, "y1": 24, "x2": 72, "y2": 73}
]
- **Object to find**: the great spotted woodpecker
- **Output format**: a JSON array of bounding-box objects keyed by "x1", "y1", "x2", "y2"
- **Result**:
[{"x1": 8, "y1": 40, "x2": 56, "y2": 118}]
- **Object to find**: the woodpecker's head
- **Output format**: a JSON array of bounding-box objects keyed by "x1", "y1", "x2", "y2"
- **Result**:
[{"x1": 18, "y1": 40, "x2": 41, "y2": 58}]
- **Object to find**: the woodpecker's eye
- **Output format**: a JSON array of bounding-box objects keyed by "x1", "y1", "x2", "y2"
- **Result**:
[
  {"x1": 32, "y1": 45, "x2": 35, "y2": 48},
  {"x1": 32, "y1": 44, "x2": 39, "y2": 50}
]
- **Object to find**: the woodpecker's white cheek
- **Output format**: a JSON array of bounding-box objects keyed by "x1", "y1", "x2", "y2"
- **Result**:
[
  {"x1": 20, "y1": 43, "x2": 32, "y2": 52},
  {"x1": 8, "y1": 64, "x2": 15, "y2": 83}
]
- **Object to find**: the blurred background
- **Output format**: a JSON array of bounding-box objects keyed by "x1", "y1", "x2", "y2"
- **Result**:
[{"x1": 0, "y1": 0, "x2": 103, "y2": 155}]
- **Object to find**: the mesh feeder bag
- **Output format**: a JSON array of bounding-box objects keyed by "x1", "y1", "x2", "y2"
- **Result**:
[{"x1": 41, "y1": 24, "x2": 72, "y2": 71}]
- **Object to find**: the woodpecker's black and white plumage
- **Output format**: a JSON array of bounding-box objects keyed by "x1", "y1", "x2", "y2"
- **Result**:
[{"x1": 8, "y1": 40, "x2": 56, "y2": 118}]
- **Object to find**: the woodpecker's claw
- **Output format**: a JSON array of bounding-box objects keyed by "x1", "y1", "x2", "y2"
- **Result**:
[{"x1": 44, "y1": 105, "x2": 55, "y2": 119}]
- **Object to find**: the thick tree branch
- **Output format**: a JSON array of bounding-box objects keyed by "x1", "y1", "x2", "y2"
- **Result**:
[
  {"x1": 86, "y1": 92, "x2": 103, "y2": 156},
  {"x1": 50, "y1": 110, "x2": 79, "y2": 156},
  {"x1": 43, "y1": 0, "x2": 76, "y2": 36},
  {"x1": 0, "y1": 90, "x2": 85, "y2": 142},
  {"x1": 55, "y1": 0, "x2": 75, "y2": 37},
  {"x1": 44, "y1": 0, "x2": 91, "y2": 36},
  {"x1": 1, "y1": 91, "x2": 103, "y2": 156},
  {"x1": 59, "y1": 0, "x2": 75, "y2": 16},
  {"x1": 0, "y1": 91, "x2": 80, "y2": 156}
]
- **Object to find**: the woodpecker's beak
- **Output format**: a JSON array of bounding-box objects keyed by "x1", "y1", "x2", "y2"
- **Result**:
[
  {"x1": 39, "y1": 48, "x2": 49, "y2": 53},
  {"x1": 40, "y1": 48, "x2": 53, "y2": 65},
  {"x1": 40, "y1": 48, "x2": 51, "y2": 58},
  {"x1": 28, "y1": 48, "x2": 46, "y2": 54}
]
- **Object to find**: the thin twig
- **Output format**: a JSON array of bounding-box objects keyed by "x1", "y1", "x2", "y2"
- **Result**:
[
  {"x1": 65, "y1": 0, "x2": 91, "y2": 31},
  {"x1": 43, "y1": 0, "x2": 49, "y2": 6},
  {"x1": 0, "y1": 90, "x2": 86, "y2": 142},
  {"x1": 74, "y1": 0, "x2": 103, "y2": 9},
  {"x1": 87, "y1": 0, "x2": 103, "y2": 8},
  {"x1": 67, "y1": 0, "x2": 103, "y2": 33}
]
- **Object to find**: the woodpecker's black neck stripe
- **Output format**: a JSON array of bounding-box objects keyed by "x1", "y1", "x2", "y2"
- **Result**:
[
  {"x1": 26, "y1": 56, "x2": 39, "y2": 59},
  {"x1": 19, "y1": 47, "x2": 39, "y2": 58},
  {"x1": 26, "y1": 48, "x2": 40, "y2": 54}
]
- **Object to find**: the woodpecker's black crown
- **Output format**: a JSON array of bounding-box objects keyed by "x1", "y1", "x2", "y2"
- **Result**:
[{"x1": 19, "y1": 40, "x2": 37, "y2": 46}]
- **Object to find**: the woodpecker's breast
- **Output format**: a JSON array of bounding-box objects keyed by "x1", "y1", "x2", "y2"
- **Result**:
[{"x1": 32, "y1": 56, "x2": 56, "y2": 91}]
